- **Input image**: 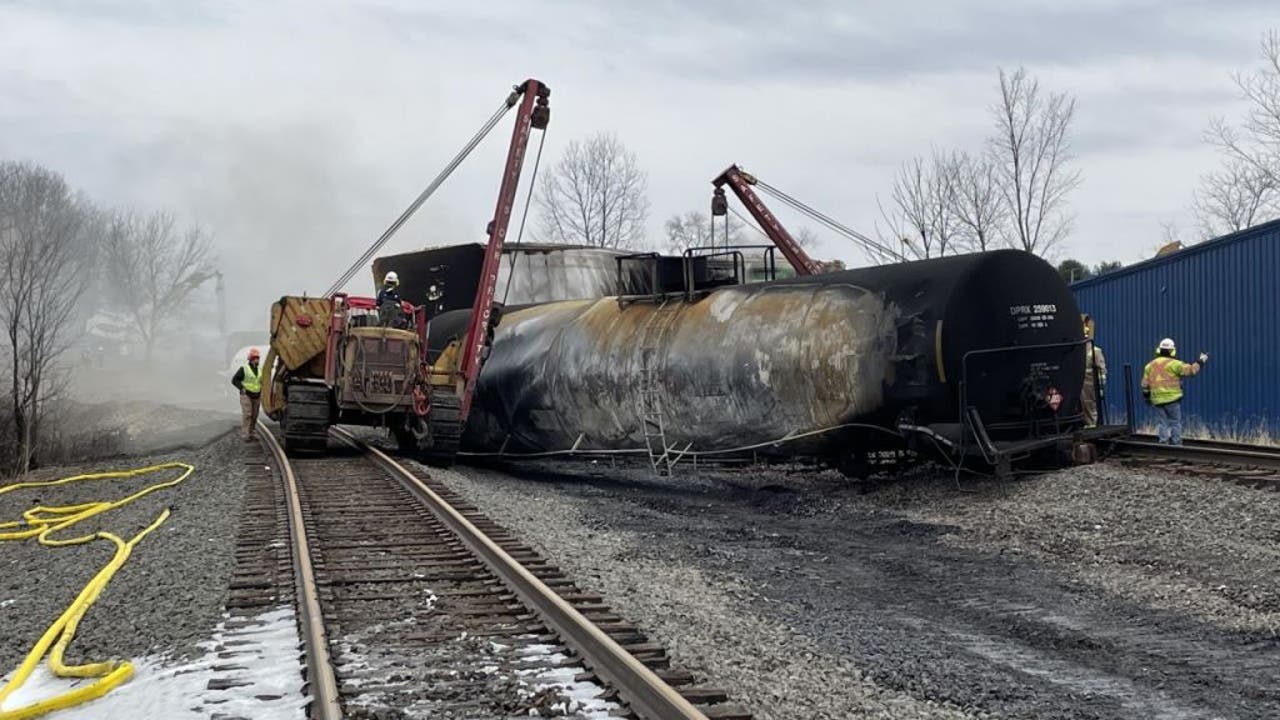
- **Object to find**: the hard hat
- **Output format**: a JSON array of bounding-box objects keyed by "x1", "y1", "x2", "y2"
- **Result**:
[
  {"x1": 384, "y1": 271, "x2": 399, "y2": 286},
  {"x1": 248, "y1": 347, "x2": 261, "y2": 360},
  {"x1": 1158, "y1": 338, "x2": 1176, "y2": 352}
]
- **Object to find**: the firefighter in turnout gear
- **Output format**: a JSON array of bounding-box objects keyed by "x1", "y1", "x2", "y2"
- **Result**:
[
  {"x1": 232, "y1": 347, "x2": 263, "y2": 441},
  {"x1": 1141, "y1": 338, "x2": 1209, "y2": 445},
  {"x1": 1081, "y1": 314, "x2": 1107, "y2": 427}
]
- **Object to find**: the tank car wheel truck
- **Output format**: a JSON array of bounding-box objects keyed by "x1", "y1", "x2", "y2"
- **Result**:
[{"x1": 258, "y1": 79, "x2": 551, "y2": 464}]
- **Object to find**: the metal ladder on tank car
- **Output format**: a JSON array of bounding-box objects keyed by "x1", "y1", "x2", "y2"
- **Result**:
[
  {"x1": 634, "y1": 300, "x2": 684, "y2": 477},
  {"x1": 638, "y1": 347, "x2": 673, "y2": 476}
]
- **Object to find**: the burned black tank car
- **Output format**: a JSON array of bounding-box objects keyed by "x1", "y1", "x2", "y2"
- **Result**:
[{"x1": 425, "y1": 249, "x2": 1087, "y2": 473}]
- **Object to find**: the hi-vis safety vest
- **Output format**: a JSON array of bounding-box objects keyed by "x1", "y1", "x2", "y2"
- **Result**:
[
  {"x1": 241, "y1": 363, "x2": 262, "y2": 394},
  {"x1": 1141, "y1": 356, "x2": 1186, "y2": 406}
]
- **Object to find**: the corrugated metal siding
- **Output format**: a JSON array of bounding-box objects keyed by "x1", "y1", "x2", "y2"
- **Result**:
[{"x1": 1071, "y1": 219, "x2": 1280, "y2": 433}]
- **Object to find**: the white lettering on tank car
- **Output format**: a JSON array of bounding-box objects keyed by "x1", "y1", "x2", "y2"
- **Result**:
[{"x1": 1010, "y1": 302, "x2": 1058, "y2": 331}]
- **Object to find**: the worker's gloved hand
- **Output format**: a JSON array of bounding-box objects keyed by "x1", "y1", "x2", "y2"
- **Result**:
[{"x1": 1198, "y1": 352, "x2": 1209, "y2": 364}]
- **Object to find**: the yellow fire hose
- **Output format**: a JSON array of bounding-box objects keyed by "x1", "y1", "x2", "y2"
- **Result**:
[{"x1": 0, "y1": 462, "x2": 195, "y2": 720}]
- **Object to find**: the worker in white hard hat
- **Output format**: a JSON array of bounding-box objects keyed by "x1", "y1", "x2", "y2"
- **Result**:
[
  {"x1": 376, "y1": 271, "x2": 403, "y2": 326},
  {"x1": 376, "y1": 271, "x2": 401, "y2": 307},
  {"x1": 1140, "y1": 338, "x2": 1209, "y2": 445}
]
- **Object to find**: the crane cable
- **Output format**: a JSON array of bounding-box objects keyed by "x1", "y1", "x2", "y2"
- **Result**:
[
  {"x1": 725, "y1": 205, "x2": 769, "y2": 241},
  {"x1": 753, "y1": 179, "x2": 905, "y2": 262},
  {"x1": 722, "y1": 206, "x2": 784, "y2": 272},
  {"x1": 324, "y1": 97, "x2": 517, "y2": 296},
  {"x1": 757, "y1": 180, "x2": 900, "y2": 261},
  {"x1": 500, "y1": 126, "x2": 549, "y2": 308},
  {"x1": 0, "y1": 462, "x2": 196, "y2": 720},
  {"x1": 753, "y1": 179, "x2": 884, "y2": 252}
]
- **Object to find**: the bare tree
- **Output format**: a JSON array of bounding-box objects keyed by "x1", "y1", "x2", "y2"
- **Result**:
[
  {"x1": 878, "y1": 153, "x2": 961, "y2": 260},
  {"x1": 663, "y1": 211, "x2": 746, "y2": 254},
  {"x1": 927, "y1": 150, "x2": 964, "y2": 256},
  {"x1": 989, "y1": 67, "x2": 1081, "y2": 255},
  {"x1": 535, "y1": 133, "x2": 650, "y2": 249},
  {"x1": 0, "y1": 161, "x2": 90, "y2": 474},
  {"x1": 102, "y1": 210, "x2": 216, "y2": 363},
  {"x1": 1159, "y1": 218, "x2": 1184, "y2": 247},
  {"x1": 870, "y1": 207, "x2": 914, "y2": 264},
  {"x1": 791, "y1": 226, "x2": 820, "y2": 249},
  {"x1": 951, "y1": 151, "x2": 1009, "y2": 251},
  {"x1": 1194, "y1": 154, "x2": 1278, "y2": 239},
  {"x1": 1209, "y1": 31, "x2": 1280, "y2": 189},
  {"x1": 880, "y1": 157, "x2": 933, "y2": 259}
]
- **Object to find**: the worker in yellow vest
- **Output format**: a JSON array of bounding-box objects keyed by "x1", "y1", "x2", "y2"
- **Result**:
[
  {"x1": 232, "y1": 348, "x2": 263, "y2": 441},
  {"x1": 1081, "y1": 314, "x2": 1107, "y2": 427},
  {"x1": 1141, "y1": 338, "x2": 1208, "y2": 445}
]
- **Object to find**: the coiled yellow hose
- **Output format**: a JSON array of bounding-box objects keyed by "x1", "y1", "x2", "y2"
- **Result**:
[{"x1": 0, "y1": 462, "x2": 195, "y2": 720}]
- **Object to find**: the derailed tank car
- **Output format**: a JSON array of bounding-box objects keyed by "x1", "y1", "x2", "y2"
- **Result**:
[{"x1": 427, "y1": 249, "x2": 1088, "y2": 474}]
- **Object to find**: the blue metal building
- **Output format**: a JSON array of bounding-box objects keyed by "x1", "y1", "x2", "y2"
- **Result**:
[{"x1": 1071, "y1": 219, "x2": 1280, "y2": 434}]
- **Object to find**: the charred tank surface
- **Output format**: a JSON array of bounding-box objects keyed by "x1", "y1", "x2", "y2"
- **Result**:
[{"x1": 428, "y1": 249, "x2": 1085, "y2": 464}]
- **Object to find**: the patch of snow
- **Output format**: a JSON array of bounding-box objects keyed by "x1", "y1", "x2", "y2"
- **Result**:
[
  {"x1": 1, "y1": 606, "x2": 306, "y2": 719},
  {"x1": 513, "y1": 640, "x2": 625, "y2": 719}
]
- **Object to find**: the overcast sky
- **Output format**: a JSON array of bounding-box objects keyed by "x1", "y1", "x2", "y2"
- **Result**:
[{"x1": 2, "y1": 1, "x2": 1278, "y2": 327}]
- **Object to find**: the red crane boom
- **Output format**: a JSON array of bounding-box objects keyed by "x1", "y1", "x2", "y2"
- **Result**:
[
  {"x1": 457, "y1": 78, "x2": 550, "y2": 419},
  {"x1": 711, "y1": 164, "x2": 820, "y2": 276}
]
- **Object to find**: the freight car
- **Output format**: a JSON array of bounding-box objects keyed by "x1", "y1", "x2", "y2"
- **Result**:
[{"x1": 425, "y1": 248, "x2": 1090, "y2": 476}]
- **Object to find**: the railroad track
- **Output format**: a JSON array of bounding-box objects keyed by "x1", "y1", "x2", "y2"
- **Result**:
[
  {"x1": 245, "y1": 424, "x2": 749, "y2": 719},
  {"x1": 1109, "y1": 435, "x2": 1280, "y2": 491}
]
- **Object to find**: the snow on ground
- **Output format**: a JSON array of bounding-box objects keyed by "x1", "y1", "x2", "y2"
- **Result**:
[
  {"x1": 513, "y1": 638, "x2": 625, "y2": 719},
  {"x1": 1, "y1": 606, "x2": 305, "y2": 719}
]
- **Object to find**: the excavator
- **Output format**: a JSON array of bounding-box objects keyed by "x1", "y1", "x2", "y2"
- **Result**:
[{"x1": 260, "y1": 78, "x2": 551, "y2": 463}]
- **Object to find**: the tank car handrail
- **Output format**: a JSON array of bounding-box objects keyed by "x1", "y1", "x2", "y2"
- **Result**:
[
  {"x1": 682, "y1": 244, "x2": 779, "y2": 293},
  {"x1": 615, "y1": 252, "x2": 663, "y2": 299},
  {"x1": 958, "y1": 338, "x2": 1087, "y2": 362},
  {"x1": 682, "y1": 248, "x2": 745, "y2": 292},
  {"x1": 954, "y1": 338, "x2": 1089, "y2": 472}
]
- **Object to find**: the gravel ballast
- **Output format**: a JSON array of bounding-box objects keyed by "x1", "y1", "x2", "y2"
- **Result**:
[
  {"x1": 423, "y1": 457, "x2": 1280, "y2": 720},
  {"x1": 0, "y1": 432, "x2": 249, "y2": 674},
  {"x1": 865, "y1": 462, "x2": 1280, "y2": 636},
  {"x1": 421, "y1": 460, "x2": 975, "y2": 720}
]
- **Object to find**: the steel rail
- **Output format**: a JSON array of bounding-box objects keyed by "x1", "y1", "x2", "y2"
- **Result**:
[
  {"x1": 330, "y1": 427, "x2": 709, "y2": 720},
  {"x1": 1112, "y1": 436, "x2": 1280, "y2": 472},
  {"x1": 257, "y1": 422, "x2": 344, "y2": 720},
  {"x1": 1126, "y1": 434, "x2": 1278, "y2": 453}
]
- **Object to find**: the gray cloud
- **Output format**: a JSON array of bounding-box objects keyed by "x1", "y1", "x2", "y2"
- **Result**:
[
  {"x1": 0, "y1": 0, "x2": 1277, "y2": 281},
  {"x1": 405, "y1": 1, "x2": 1280, "y2": 83}
]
